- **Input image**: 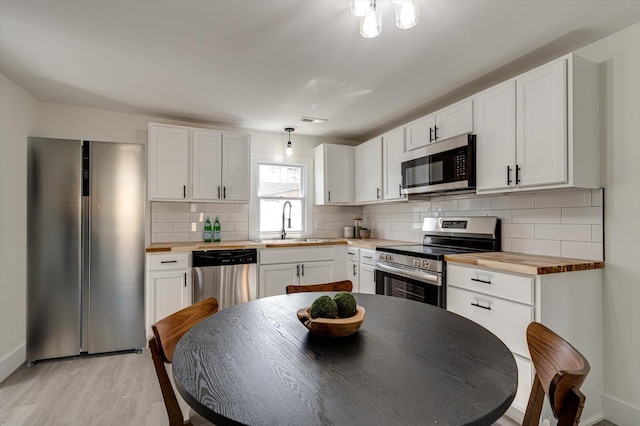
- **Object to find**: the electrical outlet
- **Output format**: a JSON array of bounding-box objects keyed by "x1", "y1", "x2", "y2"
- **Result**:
[{"x1": 314, "y1": 220, "x2": 324, "y2": 229}]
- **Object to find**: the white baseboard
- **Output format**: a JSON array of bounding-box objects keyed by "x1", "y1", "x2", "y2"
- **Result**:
[
  {"x1": 0, "y1": 343, "x2": 26, "y2": 383},
  {"x1": 603, "y1": 393, "x2": 640, "y2": 426}
]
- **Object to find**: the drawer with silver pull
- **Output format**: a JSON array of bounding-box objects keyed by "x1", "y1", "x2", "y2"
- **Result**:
[
  {"x1": 345, "y1": 247, "x2": 360, "y2": 261},
  {"x1": 447, "y1": 264, "x2": 533, "y2": 305}
]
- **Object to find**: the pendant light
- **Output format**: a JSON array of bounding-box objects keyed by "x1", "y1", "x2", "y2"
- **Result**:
[
  {"x1": 350, "y1": 0, "x2": 373, "y2": 17},
  {"x1": 350, "y1": 0, "x2": 419, "y2": 38},
  {"x1": 394, "y1": 0, "x2": 419, "y2": 30},
  {"x1": 361, "y1": 0, "x2": 382, "y2": 38},
  {"x1": 285, "y1": 127, "x2": 294, "y2": 157}
]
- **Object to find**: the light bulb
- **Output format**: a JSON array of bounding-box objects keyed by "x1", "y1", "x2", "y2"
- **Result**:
[
  {"x1": 360, "y1": 1, "x2": 381, "y2": 38},
  {"x1": 286, "y1": 141, "x2": 293, "y2": 157},
  {"x1": 350, "y1": 0, "x2": 373, "y2": 17},
  {"x1": 396, "y1": 0, "x2": 419, "y2": 30}
]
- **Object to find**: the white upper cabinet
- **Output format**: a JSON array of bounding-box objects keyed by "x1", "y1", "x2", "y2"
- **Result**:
[
  {"x1": 148, "y1": 124, "x2": 190, "y2": 200},
  {"x1": 516, "y1": 59, "x2": 567, "y2": 188},
  {"x1": 355, "y1": 137, "x2": 383, "y2": 203},
  {"x1": 435, "y1": 99, "x2": 474, "y2": 142},
  {"x1": 382, "y1": 127, "x2": 406, "y2": 201},
  {"x1": 221, "y1": 132, "x2": 250, "y2": 201},
  {"x1": 314, "y1": 143, "x2": 354, "y2": 205},
  {"x1": 192, "y1": 128, "x2": 223, "y2": 200},
  {"x1": 475, "y1": 53, "x2": 601, "y2": 194},
  {"x1": 406, "y1": 98, "x2": 473, "y2": 151},
  {"x1": 475, "y1": 81, "x2": 517, "y2": 192},
  {"x1": 148, "y1": 123, "x2": 250, "y2": 202}
]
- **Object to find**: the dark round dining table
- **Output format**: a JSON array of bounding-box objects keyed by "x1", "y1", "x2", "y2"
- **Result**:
[{"x1": 172, "y1": 293, "x2": 517, "y2": 426}]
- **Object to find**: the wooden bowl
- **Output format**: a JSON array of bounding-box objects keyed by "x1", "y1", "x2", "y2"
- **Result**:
[{"x1": 296, "y1": 305, "x2": 366, "y2": 338}]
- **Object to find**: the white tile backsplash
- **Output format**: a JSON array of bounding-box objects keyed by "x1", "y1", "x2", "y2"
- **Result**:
[
  {"x1": 361, "y1": 188, "x2": 604, "y2": 261},
  {"x1": 151, "y1": 188, "x2": 604, "y2": 261}
]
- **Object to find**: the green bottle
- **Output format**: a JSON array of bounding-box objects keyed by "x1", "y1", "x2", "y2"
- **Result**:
[
  {"x1": 213, "y1": 216, "x2": 221, "y2": 242},
  {"x1": 204, "y1": 217, "x2": 212, "y2": 242}
]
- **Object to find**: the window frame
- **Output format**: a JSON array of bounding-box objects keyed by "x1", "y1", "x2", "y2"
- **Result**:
[
  {"x1": 250, "y1": 158, "x2": 312, "y2": 240},
  {"x1": 256, "y1": 162, "x2": 306, "y2": 235}
]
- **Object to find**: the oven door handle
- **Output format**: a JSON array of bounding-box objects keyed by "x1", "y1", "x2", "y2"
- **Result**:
[{"x1": 375, "y1": 262, "x2": 441, "y2": 286}]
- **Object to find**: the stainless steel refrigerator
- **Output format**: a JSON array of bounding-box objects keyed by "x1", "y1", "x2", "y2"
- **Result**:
[{"x1": 27, "y1": 138, "x2": 145, "y2": 363}]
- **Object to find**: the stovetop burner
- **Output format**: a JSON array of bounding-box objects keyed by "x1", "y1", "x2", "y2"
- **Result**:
[
  {"x1": 376, "y1": 217, "x2": 501, "y2": 269},
  {"x1": 376, "y1": 244, "x2": 475, "y2": 261}
]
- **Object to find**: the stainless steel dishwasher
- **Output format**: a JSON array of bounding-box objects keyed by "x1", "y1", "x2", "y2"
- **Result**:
[{"x1": 192, "y1": 249, "x2": 257, "y2": 310}]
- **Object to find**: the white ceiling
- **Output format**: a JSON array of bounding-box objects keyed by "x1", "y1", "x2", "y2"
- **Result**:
[{"x1": 2, "y1": 1, "x2": 640, "y2": 142}]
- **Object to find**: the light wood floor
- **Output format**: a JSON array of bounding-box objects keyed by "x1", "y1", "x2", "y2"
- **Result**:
[{"x1": 0, "y1": 349, "x2": 618, "y2": 426}]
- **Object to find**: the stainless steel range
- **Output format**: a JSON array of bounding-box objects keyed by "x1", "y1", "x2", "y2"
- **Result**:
[{"x1": 375, "y1": 216, "x2": 500, "y2": 308}]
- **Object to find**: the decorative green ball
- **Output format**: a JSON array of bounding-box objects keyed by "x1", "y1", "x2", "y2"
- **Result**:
[
  {"x1": 310, "y1": 295, "x2": 338, "y2": 319},
  {"x1": 334, "y1": 292, "x2": 357, "y2": 318}
]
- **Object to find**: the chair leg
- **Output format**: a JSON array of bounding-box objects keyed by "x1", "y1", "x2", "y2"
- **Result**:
[
  {"x1": 149, "y1": 338, "x2": 188, "y2": 426},
  {"x1": 523, "y1": 375, "x2": 545, "y2": 426},
  {"x1": 557, "y1": 388, "x2": 586, "y2": 426}
]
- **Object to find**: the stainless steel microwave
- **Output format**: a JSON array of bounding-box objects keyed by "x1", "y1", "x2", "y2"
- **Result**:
[{"x1": 401, "y1": 134, "x2": 476, "y2": 195}]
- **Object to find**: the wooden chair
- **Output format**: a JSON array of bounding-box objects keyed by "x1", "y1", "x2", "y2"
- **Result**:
[
  {"x1": 523, "y1": 322, "x2": 590, "y2": 426},
  {"x1": 149, "y1": 297, "x2": 219, "y2": 426},
  {"x1": 285, "y1": 280, "x2": 353, "y2": 294}
]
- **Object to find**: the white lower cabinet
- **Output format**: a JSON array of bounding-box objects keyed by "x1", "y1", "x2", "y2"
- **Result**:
[
  {"x1": 446, "y1": 263, "x2": 603, "y2": 424},
  {"x1": 258, "y1": 247, "x2": 337, "y2": 298},
  {"x1": 359, "y1": 249, "x2": 376, "y2": 294},
  {"x1": 145, "y1": 252, "x2": 192, "y2": 335},
  {"x1": 346, "y1": 247, "x2": 360, "y2": 292}
]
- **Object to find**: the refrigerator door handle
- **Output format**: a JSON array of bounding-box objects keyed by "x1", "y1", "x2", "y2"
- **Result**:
[{"x1": 194, "y1": 267, "x2": 204, "y2": 302}]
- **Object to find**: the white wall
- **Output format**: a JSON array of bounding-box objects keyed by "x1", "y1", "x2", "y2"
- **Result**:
[
  {"x1": 577, "y1": 22, "x2": 640, "y2": 425},
  {"x1": 0, "y1": 74, "x2": 37, "y2": 381}
]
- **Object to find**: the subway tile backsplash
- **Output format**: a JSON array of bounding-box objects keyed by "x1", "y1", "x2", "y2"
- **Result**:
[
  {"x1": 151, "y1": 188, "x2": 604, "y2": 261},
  {"x1": 361, "y1": 188, "x2": 604, "y2": 261}
]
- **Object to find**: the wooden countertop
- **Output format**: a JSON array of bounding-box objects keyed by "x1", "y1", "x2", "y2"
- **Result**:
[
  {"x1": 146, "y1": 238, "x2": 410, "y2": 252},
  {"x1": 444, "y1": 252, "x2": 605, "y2": 275}
]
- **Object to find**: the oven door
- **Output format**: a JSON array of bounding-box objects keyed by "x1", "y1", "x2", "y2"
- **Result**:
[{"x1": 375, "y1": 262, "x2": 444, "y2": 308}]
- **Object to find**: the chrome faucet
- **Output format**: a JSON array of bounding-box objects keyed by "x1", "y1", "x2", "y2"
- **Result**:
[{"x1": 281, "y1": 201, "x2": 292, "y2": 239}]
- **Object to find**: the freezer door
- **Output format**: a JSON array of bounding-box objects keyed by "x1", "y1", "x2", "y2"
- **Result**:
[
  {"x1": 27, "y1": 138, "x2": 82, "y2": 361},
  {"x1": 87, "y1": 142, "x2": 145, "y2": 353}
]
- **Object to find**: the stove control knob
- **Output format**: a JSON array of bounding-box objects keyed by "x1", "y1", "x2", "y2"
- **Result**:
[
  {"x1": 413, "y1": 259, "x2": 421, "y2": 267},
  {"x1": 422, "y1": 259, "x2": 431, "y2": 269},
  {"x1": 385, "y1": 254, "x2": 393, "y2": 261}
]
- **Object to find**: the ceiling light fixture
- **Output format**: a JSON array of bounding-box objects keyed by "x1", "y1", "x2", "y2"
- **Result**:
[
  {"x1": 285, "y1": 127, "x2": 294, "y2": 157},
  {"x1": 350, "y1": 0, "x2": 419, "y2": 38}
]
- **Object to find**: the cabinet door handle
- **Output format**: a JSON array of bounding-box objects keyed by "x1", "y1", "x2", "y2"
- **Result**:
[
  {"x1": 218, "y1": 186, "x2": 221, "y2": 199},
  {"x1": 183, "y1": 185, "x2": 186, "y2": 199},
  {"x1": 399, "y1": 183, "x2": 402, "y2": 197},
  {"x1": 507, "y1": 166, "x2": 512, "y2": 186},
  {"x1": 434, "y1": 125, "x2": 438, "y2": 141},
  {"x1": 160, "y1": 260, "x2": 178, "y2": 264},
  {"x1": 376, "y1": 187, "x2": 381, "y2": 199},
  {"x1": 301, "y1": 264, "x2": 304, "y2": 277},
  {"x1": 328, "y1": 190, "x2": 331, "y2": 202},
  {"x1": 223, "y1": 186, "x2": 226, "y2": 199},
  {"x1": 471, "y1": 277, "x2": 492, "y2": 285},
  {"x1": 429, "y1": 127, "x2": 434, "y2": 142},
  {"x1": 184, "y1": 272, "x2": 187, "y2": 287},
  {"x1": 353, "y1": 264, "x2": 357, "y2": 275},
  {"x1": 516, "y1": 164, "x2": 521, "y2": 185},
  {"x1": 363, "y1": 255, "x2": 373, "y2": 260},
  {"x1": 296, "y1": 264, "x2": 300, "y2": 277},
  {"x1": 471, "y1": 301, "x2": 491, "y2": 310}
]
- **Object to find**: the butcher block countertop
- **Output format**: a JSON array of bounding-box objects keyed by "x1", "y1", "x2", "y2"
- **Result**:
[
  {"x1": 445, "y1": 252, "x2": 605, "y2": 275},
  {"x1": 146, "y1": 238, "x2": 408, "y2": 252}
]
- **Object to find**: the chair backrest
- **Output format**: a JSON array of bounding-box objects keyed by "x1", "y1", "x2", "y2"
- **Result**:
[
  {"x1": 149, "y1": 297, "x2": 218, "y2": 426},
  {"x1": 285, "y1": 280, "x2": 353, "y2": 294},
  {"x1": 523, "y1": 322, "x2": 590, "y2": 426}
]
